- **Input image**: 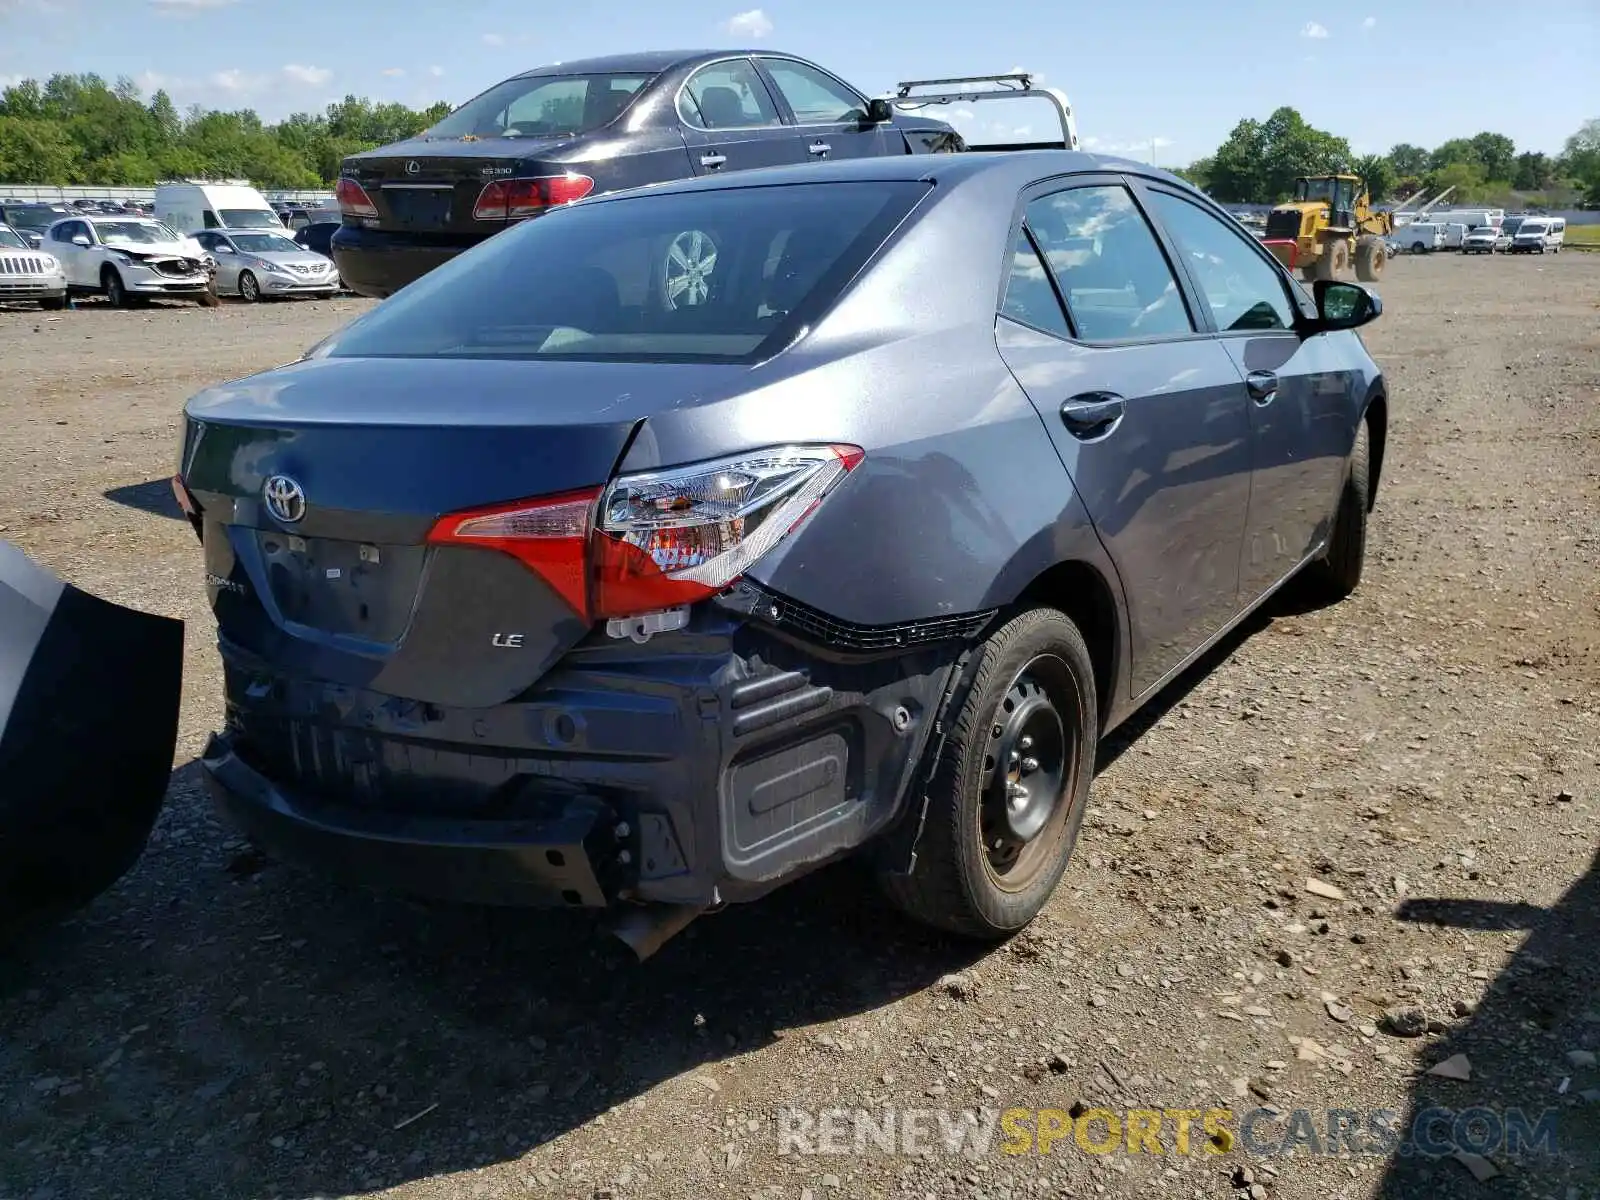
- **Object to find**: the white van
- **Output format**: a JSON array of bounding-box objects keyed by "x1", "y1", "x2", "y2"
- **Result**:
[
  {"x1": 154, "y1": 182, "x2": 283, "y2": 236},
  {"x1": 1397, "y1": 222, "x2": 1445, "y2": 253},
  {"x1": 1439, "y1": 221, "x2": 1469, "y2": 250},
  {"x1": 1509, "y1": 217, "x2": 1565, "y2": 254}
]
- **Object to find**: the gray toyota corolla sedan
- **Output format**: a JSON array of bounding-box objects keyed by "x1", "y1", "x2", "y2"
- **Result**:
[{"x1": 173, "y1": 152, "x2": 1386, "y2": 956}]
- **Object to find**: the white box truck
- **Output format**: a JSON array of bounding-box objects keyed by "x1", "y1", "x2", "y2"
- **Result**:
[{"x1": 154, "y1": 181, "x2": 283, "y2": 236}]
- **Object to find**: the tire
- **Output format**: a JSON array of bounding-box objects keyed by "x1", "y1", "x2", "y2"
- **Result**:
[
  {"x1": 38, "y1": 296, "x2": 65, "y2": 311},
  {"x1": 103, "y1": 266, "x2": 128, "y2": 308},
  {"x1": 1306, "y1": 418, "x2": 1371, "y2": 601},
  {"x1": 1355, "y1": 237, "x2": 1385, "y2": 282},
  {"x1": 1411, "y1": 241, "x2": 1426, "y2": 255},
  {"x1": 197, "y1": 283, "x2": 221, "y2": 308},
  {"x1": 879, "y1": 607, "x2": 1098, "y2": 939},
  {"x1": 237, "y1": 270, "x2": 261, "y2": 302}
]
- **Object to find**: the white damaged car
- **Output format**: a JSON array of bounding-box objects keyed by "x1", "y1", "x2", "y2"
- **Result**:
[{"x1": 42, "y1": 215, "x2": 219, "y2": 307}]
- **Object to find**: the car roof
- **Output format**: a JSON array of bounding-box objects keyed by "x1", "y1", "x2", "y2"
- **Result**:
[
  {"x1": 576, "y1": 149, "x2": 1198, "y2": 203},
  {"x1": 511, "y1": 48, "x2": 783, "y2": 79}
]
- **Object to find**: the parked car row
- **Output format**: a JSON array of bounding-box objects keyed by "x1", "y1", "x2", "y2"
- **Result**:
[
  {"x1": 1387, "y1": 214, "x2": 1567, "y2": 257},
  {"x1": 0, "y1": 212, "x2": 344, "y2": 309}
]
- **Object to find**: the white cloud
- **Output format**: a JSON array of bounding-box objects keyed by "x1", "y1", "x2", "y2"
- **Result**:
[
  {"x1": 1301, "y1": 20, "x2": 1329, "y2": 38},
  {"x1": 1361, "y1": 15, "x2": 1376, "y2": 29},
  {"x1": 725, "y1": 8, "x2": 773, "y2": 39},
  {"x1": 428, "y1": 65, "x2": 445, "y2": 78},
  {"x1": 382, "y1": 67, "x2": 405, "y2": 77},
  {"x1": 481, "y1": 32, "x2": 504, "y2": 45},
  {"x1": 209, "y1": 68, "x2": 250, "y2": 92},
  {"x1": 282, "y1": 63, "x2": 331, "y2": 85},
  {"x1": 150, "y1": 0, "x2": 237, "y2": 10}
]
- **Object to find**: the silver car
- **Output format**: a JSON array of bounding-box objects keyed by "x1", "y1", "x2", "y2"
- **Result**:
[
  {"x1": 0, "y1": 223, "x2": 68, "y2": 309},
  {"x1": 194, "y1": 229, "x2": 340, "y2": 301},
  {"x1": 1461, "y1": 226, "x2": 1509, "y2": 255}
]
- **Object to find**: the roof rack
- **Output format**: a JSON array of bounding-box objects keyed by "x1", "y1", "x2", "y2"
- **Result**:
[{"x1": 890, "y1": 74, "x2": 1080, "y2": 152}]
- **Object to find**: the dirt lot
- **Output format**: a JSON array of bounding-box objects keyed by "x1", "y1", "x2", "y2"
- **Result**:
[{"x1": 1, "y1": 254, "x2": 1597, "y2": 1200}]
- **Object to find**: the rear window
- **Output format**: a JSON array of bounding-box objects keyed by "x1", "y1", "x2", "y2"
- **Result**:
[
  {"x1": 316, "y1": 180, "x2": 927, "y2": 365},
  {"x1": 7, "y1": 207, "x2": 65, "y2": 231},
  {"x1": 423, "y1": 72, "x2": 655, "y2": 140}
]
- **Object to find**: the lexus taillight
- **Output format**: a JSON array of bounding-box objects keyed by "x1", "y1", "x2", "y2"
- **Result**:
[
  {"x1": 472, "y1": 174, "x2": 595, "y2": 221},
  {"x1": 336, "y1": 177, "x2": 377, "y2": 218},
  {"x1": 427, "y1": 445, "x2": 863, "y2": 622}
]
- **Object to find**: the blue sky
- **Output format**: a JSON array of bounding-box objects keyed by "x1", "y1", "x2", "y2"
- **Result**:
[{"x1": 1, "y1": 0, "x2": 1595, "y2": 164}]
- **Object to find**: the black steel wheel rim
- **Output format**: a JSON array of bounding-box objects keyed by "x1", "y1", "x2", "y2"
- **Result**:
[{"x1": 977, "y1": 654, "x2": 1080, "y2": 893}]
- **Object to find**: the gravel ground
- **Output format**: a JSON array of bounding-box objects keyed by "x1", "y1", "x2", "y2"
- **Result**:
[{"x1": 1, "y1": 254, "x2": 1597, "y2": 1200}]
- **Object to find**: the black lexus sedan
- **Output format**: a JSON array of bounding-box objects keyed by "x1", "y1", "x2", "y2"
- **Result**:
[{"x1": 329, "y1": 49, "x2": 962, "y2": 298}]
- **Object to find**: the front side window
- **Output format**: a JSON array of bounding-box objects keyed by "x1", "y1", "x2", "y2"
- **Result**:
[
  {"x1": 1144, "y1": 190, "x2": 1296, "y2": 332},
  {"x1": 1024, "y1": 184, "x2": 1192, "y2": 342},
  {"x1": 314, "y1": 180, "x2": 928, "y2": 364},
  {"x1": 679, "y1": 59, "x2": 782, "y2": 129},
  {"x1": 759, "y1": 59, "x2": 866, "y2": 124},
  {"x1": 424, "y1": 72, "x2": 654, "y2": 140}
]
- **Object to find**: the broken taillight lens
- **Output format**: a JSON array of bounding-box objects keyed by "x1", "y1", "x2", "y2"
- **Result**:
[
  {"x1": 472, "y1": 174, "x2": 595, "y2": 221},
  {"x1": 335, "y1": 177, "x2": 378, "y2": 218},
  {"x1": 426, "y1": 445, "x2": 863, "y2": 622}
]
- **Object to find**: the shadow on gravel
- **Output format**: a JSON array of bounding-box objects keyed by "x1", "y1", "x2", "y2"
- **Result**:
[
  {"x1": 0, "y1": 762, "x2": 993, "y2": 1198},
  {"x1": 104, "y1": 477, "x2": 185, "y2": 520},
  {"x1": 1374, "y1": 848, "x2": 1600, "y2": 1198},
  {"x1": 0, "y1": 577, "x2": 1353, "y2": 1199}
]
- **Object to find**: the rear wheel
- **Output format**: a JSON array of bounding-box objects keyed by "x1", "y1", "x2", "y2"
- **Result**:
[
  {"x1": 878, "y1": 607, "x2": 1097, "y2": 938},
  {"x1": 1306, "y1": 418, "x2": 1370, "y2": 601},
  {"x1": 237, "y1": 271, "x2": 261, "y2": 302}
]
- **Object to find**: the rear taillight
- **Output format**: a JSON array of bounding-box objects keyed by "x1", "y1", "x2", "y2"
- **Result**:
[
  {"x1": 472, "y1": 174, "x2": 595, "y2": 221},
  {"x1": 335, "y1": 177, "x2": 377, "y2": 218},
  {"x1": 427, "y1": 445, "x2": 863, "y2": 622}
]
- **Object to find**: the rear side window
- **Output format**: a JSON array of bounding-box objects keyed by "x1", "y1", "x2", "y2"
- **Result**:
[
  {"x1": 1143, "y1": 190, "x2": 1296, "y2": 332},
  {"x1": 1024, "y1": 184, "x2": 1192, "y2": 342},
  {"x1": 759, "y1": 58, "x2": 867, "y2": 124},
  {"x1": 317, "y1": 181, "x2": 928, "y2": 364},
  {"x1": 680, "y1": 59, "x2": 782, "y2": 129},
  {"x1": 1000, "y1": 228, "x2": 1070, "y2": 336}
]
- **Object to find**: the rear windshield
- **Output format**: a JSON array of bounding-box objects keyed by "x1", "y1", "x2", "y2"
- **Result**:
[
  {"x1": 7, "y1": 207, "x2": 66, "y2": 231},
  {"x1": 220, "y1": 208, "x2": 284, "y2": 229},
  {"x1": 422, "y1": 72, "x2": 655, "y2": 140},
  {"x1": 315, "y1": 180, "x2": 927, "y2": 365}
]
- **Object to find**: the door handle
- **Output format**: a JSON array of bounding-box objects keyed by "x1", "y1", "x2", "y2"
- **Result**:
[
  {"x1": 808, "y1": 141, "x2": 832, "y2": 157},
  {"x1": 700, "y1": 153, "x2": 727, "y2": 169},
  {"x1": 1246, "y1": 370, "x2": 1278, "y2": 404},
  {"x1": 1060, "y1": 392, "x2": 1126, "y2": 441}
]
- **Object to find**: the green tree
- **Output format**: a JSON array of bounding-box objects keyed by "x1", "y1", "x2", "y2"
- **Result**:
[
  {"x1": 1467, "y1": 132, "x2": 1516, "y2": 182},
  {"x1": 0, "y1": 115, "x2": 81, "y2": 183},
  {"x1": 1512, "y1": 151, "x2": 1555, "y2": 191},
  {"x1": 1387, "y1": 143, "x2": 1430, "y2": 176},
  {"x1": 1557, "y1": 118, "x2": 1600, "y2": 192},
  {"x1": 1353, "y1": 153, "x2": 1395, "y2": 201},
  {"x1": 1203, "y1": 108, "x2": 1350, "y2": 202}
]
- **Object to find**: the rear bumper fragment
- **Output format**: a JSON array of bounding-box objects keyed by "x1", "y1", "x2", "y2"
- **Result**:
[{"x1": 202, "y1": 733, "x2": 614, "y2": 907}]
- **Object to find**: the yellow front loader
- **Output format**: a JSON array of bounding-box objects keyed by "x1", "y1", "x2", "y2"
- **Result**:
[{"x1": 1261, "y1": 174, "x2": 1391, "y2": 283}]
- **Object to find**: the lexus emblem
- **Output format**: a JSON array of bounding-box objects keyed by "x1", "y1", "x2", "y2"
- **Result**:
[
  {"x1": 263, "y1": 475, "x2": 307, "y2": 524},
  {"x1": 405, "y1": 159, "x2": 421, "y2": 175}
]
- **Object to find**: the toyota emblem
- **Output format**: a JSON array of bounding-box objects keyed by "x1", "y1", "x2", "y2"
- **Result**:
[
  {"x1": 405, "y1": 160, "x2": 421, "y2": 175},
  {"x1": 263, "y1": 475, "x2": 307, "y2": 524}
]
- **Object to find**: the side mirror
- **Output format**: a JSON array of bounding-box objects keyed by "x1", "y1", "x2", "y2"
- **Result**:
[
  {"x1": 214, "y1": 245, "x2": 235, "y2": 254},
  {"x1": 865, "y1": 96, "x2": 894, "y2": 124},
  {"x1": 71, "y1": 235, "x2": 91, "y2": 247},
  {"x1": 1308, "y1": 279, "x2": 1381, "y2": 333}
]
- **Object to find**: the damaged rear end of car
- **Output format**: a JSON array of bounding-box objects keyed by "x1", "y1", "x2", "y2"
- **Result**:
[{"x1": 176, "y1": 173, "x2": 970, "y2": 955}]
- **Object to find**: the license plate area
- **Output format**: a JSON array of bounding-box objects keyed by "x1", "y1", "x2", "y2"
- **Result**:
[
  {"x1": 382, "y1": 186, "x2": 454, "y2": 228},
  {"x1": 257, "y1": 532, "x2": 426, "y2": 643}
]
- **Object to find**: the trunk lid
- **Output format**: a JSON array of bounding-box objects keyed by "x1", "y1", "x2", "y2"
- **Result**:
[
  {"x1": 179, "y1": 354, "x2": 739, "y2": 708},
  {"x1": 342, "y1": 137, "x2": 578, "y2": 235}
]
